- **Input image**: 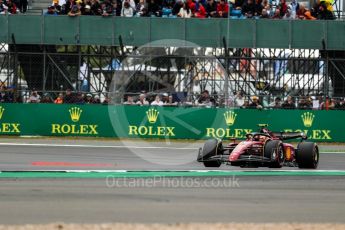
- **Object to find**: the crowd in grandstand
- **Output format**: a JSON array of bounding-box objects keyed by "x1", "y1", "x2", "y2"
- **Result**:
[
  {"x1": 0, "y1": 0, "x2": 27, "y2": 14},
  {"x1": 1, "y1": 86, "x2": 344, "y2": 110},
  {"x1": 0, "y1": 0, "x2": 336, "y2": 20}
]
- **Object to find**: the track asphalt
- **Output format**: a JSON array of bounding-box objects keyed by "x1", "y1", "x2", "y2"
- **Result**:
[{"x1": 0, "y1": 138, "x2": 345, "y2": 224}]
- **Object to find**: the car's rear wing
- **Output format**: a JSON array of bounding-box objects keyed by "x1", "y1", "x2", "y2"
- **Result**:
[{"x1": 271, "y1": 132, "x2": 307, "y2": 141}]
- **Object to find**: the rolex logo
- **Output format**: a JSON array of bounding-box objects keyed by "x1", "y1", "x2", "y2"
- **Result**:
[
  {"x1": 224, "y1": 111, "x2": 237, "y2": 126},
  {"x1": 301, "y1": 112, "x2": 314, "y2": 127},
  {"x1": 146, "y1": 108, "x2": 159, "y2": 124},
  {"x1": 69, "y1": 107, "x2": 82, "y2": 122},
  {"x1": 0, "y1": 106, "x2": 4, "y2": 120}
]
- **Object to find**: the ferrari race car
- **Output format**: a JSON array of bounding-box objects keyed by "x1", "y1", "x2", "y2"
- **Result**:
[{"x1": 197, "y1": 125, "x2": 319, "y2": 169}]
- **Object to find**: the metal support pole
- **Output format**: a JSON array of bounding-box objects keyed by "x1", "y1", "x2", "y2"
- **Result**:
[
  {"x1": 42, "y1": 46, "x2": 47, "y2": 92},
  {"x1": 77, "y1": 45, "x2": 82, "y2": 91},
  {"x1": 223, "y1": 37, "x2": 229, "y2": 107},
  {"x1": 87, "y1": 46, "x2": 91, "y2": 92}
]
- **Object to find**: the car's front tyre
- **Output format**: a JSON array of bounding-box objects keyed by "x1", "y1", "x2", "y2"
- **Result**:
[{"x1": 197, "y1": 138, "x2": 223, "y2": 168}]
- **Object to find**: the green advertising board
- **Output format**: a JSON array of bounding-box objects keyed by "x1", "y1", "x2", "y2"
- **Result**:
[{"x1": 0, "y1": 103, "x2": 342, "y2": 142}]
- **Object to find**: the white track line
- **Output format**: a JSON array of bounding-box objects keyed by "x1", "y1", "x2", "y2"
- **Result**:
[
  {"x1": 1, "y1": 169, "x2": 345, "y2": 173},
  {"x1": 0, "y1": 142, "x2": 344, "y2": 153},
  {"x1": 0, "y1": 142, "x2": 198, "y2": 150},
  {"x1": 320, "y1": 151, "x2": 345, "y2": 154}
]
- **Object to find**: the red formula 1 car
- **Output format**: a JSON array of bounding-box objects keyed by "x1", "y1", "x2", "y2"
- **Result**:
[{"x1": 197, "y1": 125, "x2": 319, "y2": 169}]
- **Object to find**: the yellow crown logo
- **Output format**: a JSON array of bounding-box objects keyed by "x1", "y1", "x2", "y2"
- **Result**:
[
  {"x1": 0, "y1": 106, "x2": 5, "y2": 120},
  {"x1": 146, "y1": 108, "x2": 159, "y2": 124},
  {"x1": 301, "y1": 112, "x2": 314, "y2": 127},
  {"x1": 224, "y1": 111, "x2": 237, "y2": 126},
  {"x1": 69, "y1": 107, "x2": 82, "y2": 122}
]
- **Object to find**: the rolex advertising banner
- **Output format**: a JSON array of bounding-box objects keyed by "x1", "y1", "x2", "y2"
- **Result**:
[{"x1": 0, "y1": 103, "x2": 343, "y2": 142}]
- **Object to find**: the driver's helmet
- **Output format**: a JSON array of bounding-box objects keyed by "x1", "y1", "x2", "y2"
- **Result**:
[
  {"x1": 261, "y1": 128, "x2": 269, "y2": 134},
  {"x1": 253, "y1": 134, "x2": 267, "y2": 142},
  {"x1": 258, "y1": 135, "x2": 268, "y2": 142}
]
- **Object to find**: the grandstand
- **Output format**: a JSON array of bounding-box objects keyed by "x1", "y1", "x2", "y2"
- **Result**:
[
  {"x1": 0, "y1": 0, "x2": 345, "y2": 108},
  {"x1": 27, "y1": 0, "x2": 52, "y2": 14}
]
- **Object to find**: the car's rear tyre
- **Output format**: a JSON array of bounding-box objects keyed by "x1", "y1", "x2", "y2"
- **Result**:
[
  {"x1": 296, "y1": 142, "x2": 319, "y2": 169},
  {"x1": 264, "y1": 140, "x2": 284, "y2": 168}
]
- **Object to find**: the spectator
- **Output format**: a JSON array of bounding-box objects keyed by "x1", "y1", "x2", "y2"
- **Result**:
[
  {"x1": 289, "y1": 0, "x2": 299, "y2": 18},
  {"x1": 311, "y1": 95, "x2": 321, "y2": 109},
  {"x1": 205, "y1": 0, "x2": 217, "y2": 17},
  {"x1": 311, "y1": 0, "x2": 320, "y2": 18},
  {"x1": 320, "y1": 96, "x2": 329, "y2": 110},
  {"x1": 241, "y1": 99, "x2": 250, "y2": 109},
  {"x1": 6, "y1": 0, "x2": 17, "y2": 14},
  {"x1": 272, "y1": 8, "x2": 281, "y2": 19},
  {"x1": 148, "y1": 0, "x2": 161, "y2": 16},
  {"x1": 197, "y1": 90, "x2": 215, "y2": 107},
  {"x1": 64, "y1": 89, "x2": 75, "y2": 104},
  {"x1": 54, "y1": 93, "x2": 64, "y2": 104},
  {"x1": 233, "y1": 0, "x2": 244, "y2": 10},
  {"x1": 93, "y1": 95, "x2": 101, "y2": 104},
  {"x1": 121, "y1": 1, "x2": 134, "y2": 16},
  {"x1": 151, "y1": 95, "x2": 164, "y2": 106},
  {"x1": 248, "y1": 96, "x2": 263, "y2": 109},
  {"x1": 178, "y1": 2, "x2": 192, "y2": 17},
  {"x1": 261, "y1": 8, "x2": 269, "y2": 18},
  {"x1": 52, "y1": 0, "x2": 62, "y2": 14},
  {"x1": 283, "y1": 6, "x2": 292, "y2": 19},
  {"x1": 41, "y1": 93, "x2": 53, "y2": 103},
  {"x1": 333, "y1": 98, "x2": 342, "y2": 110},
  {"x1": 68, "y1": 4, "x2": 81, "y2": 16},
  {"x1": 28, "y1": 90, "x2": 40, "y2": 103},
  {"x1": 0, "y1": 0, "x2": 8, "y2": 14},
  {"x1": 242, "y1": 0, "x2": 256, "y2": 18},
  {"x1": 18, "y1": 0, "x2": 27, "y2": 13},
  {"x1": 85, "y1": 93, "x2": 94, "y2": 104},
  {"x1": 60, "y1": 3, "x2": 68, "y2": 14},
  {"x1": 317, "y1": 1, "x2": 335, "y2": 20},
  {"x1": 261, "y1": 0, "x2": 270, "y2": 11},
  {"x1": 83, "y1": 4, "x2": 93, "y2": 15},
  {"x1": 254, "y1": 0, "x2": 263, "y2": 17},
  {"x1": 136, "y1": 93, "x2": 149, "y2": 105},
  {"x1": 297, "y1": 4, "x2": 316, "y2": 20},
  {"x1": 234, "y1": 91, "x2": 245, "y2": 107},
  {"x1": 340, "y1": 98, "x2": 345, "y2": 110},
  {"x1": 102, "y1": 96, "x2": 111, "y2": 105},
  {"x1": 278, "y1": 0, "x2": 287, "y2": 17},
  {"x1": 65, "y1": 0, "x2": 75, "y2": 14},
  {"x1": 164, "y1": 95, "x2": 178, "y2": 106},
  {"x1": 123, "y1": 95, "x2": 136, "y2": 105},
  {"x1": 281, "y1": 95, "x2": 296, "y2": 109},
  {"x1": 161, "y1": 93, "x2": 169, "y2": 104},
  {"x1": 100, "y1": 0, "x2": 113, "y2": 16},
  {"x1": 90, "y1": 0, "x2": 102, "y2": 15},
  {"x1": 216, "y1": 0, "x2": 228, "y2": 17},
  {"x1": 273, "y1": 97, "x2": 282, "y2": 108},
  {"x1": 0, "y1": 87, "x2": 6, "y2": 102},
  {"x1": 188, "y1": 0, "x2": 206, "y2": 18},
  {"x1": 328, "y1": 98, "x2": 336, "y2": 110},
  {"x1": 172, "y1": 0, "x2": 183, "y2": 15},
  {"x1": 321, "y1": 0, "x2": 333, "y2": 12},
  {"x1": 298, "y1": 96, "x2": 312, "y2": 109},
  {"x1": 74, "y1": 92, "x2": 85, "y2": 104},
  {"x1": 0, "y1": 86, "x2": 13, "y2": 103},
  {"x1": 122, "y1": 0, "x2": 136, "y2": 11},
  {"x1": 162, "y1": 0, "x2": 175, "y2": 9},
  {"x1": 136, "y1": 0, "x2": 147, "y2": 16},
  {"x1": 45, "y1": 5, "x2": 58, "y2": 15}
]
